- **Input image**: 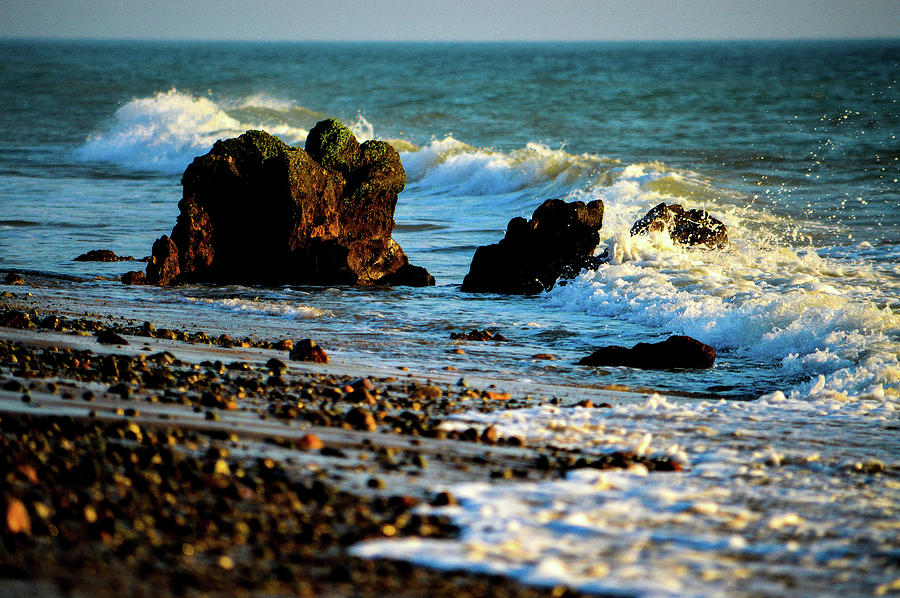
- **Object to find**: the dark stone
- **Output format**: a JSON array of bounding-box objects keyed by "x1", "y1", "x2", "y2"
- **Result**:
[
  {"x1": 74, "y1": 249, "x2": 134, "y2": 262},
  {"x1": 39, "y1": 315, "x2": 60, "y2": 330},
  {"x1": 376, "y1": 263, "x2": 435, "y2": 287},
  {"x1": 121, "y1": 271, "x2": 146, "y2": 285},
  {"x1": 578, "y1": 335, "x2": 716, "y2": 369},
  {"x1": 630, "y1": 202, "x2": 728, "y2": 249},
  {"x1": 481, "y1": 425, "x2": 499, "y2": 444},
  {"x1": 344, "y1": 407, "x2": 376, "y2": 431},
  {"x1": 141, "y1": 122, "x2": 432, "y2": 287},
  {"x1": 289, "y1": 339, "x2": 329, "y2": 364},
  {"x1": 0, "y1": 310, "x2": 31, "y2": 329},
  {"x1": 4, "y1": 273, "x2": 25, "y2": 285},
  {"x1": 145, "y1": 235, "x2": 180, "y2": 287},
  {"x1": 461, "y1": 198, "x2": 604, "y2": 294},
  {"x1": 450, "y1": 329, "x2": 507, "y2": 342},
  {"x1": 266, "y1": 358, "x2": 288, "y2": 375},
  {"x1": 96, "y1": 330, "x2": 129, "y2": 346}
]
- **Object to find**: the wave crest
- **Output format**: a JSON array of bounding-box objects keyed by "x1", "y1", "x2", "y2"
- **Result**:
[{"x1": 75, "y1": 89, "x2": 311, "y2": 174}]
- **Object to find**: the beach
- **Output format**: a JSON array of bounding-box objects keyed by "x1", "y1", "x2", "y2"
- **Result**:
[
  {"x1": 3, "y1": 273, "x2": 899, "y2": 597},
  {"x1": 1, "y1": 39, "x2": 898, "y2": 596},
  {"x1": 2, "y1": 283, "x2": 665, "y2": 598}
]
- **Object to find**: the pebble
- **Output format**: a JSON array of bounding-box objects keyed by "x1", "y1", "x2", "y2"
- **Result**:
[
  {"x1": 481, "y1": 425, "x2": 499, "y2": 444},
  {"x1": 412, "y1": 385, "x2": 442, "y2": 400},
  {"x1": 266, "y1": 357, "x2": 288, "y2": 375},
  {"x1": 96, "y1": 329, "x2": 129, "y2": 345},
  {"x1": 5, "y1": 498, "x2": 31, "y2": 534},
  {"x1": 297, "y1": 434, "x2": 325, "y2": 450},
  {"x1": 344, "y1": 407, "x2": 377, "y2": 431}
]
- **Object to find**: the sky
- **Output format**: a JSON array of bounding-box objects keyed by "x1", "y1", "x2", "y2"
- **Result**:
[{"x1": 1, "y1": 0, "x2": 898, "y2": 42}]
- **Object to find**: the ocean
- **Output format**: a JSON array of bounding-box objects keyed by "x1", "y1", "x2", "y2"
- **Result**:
[{"x1": 1, "y1": 39, "x2": 899, "y2": 596}]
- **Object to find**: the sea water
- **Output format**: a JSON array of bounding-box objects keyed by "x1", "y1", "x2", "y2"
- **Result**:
[{"x1": 1, "y1": 40, "x2": 898, "y2": 596}]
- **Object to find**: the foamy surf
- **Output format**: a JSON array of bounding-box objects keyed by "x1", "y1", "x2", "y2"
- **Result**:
[
  {"x1": 69, "y1": 87, "x2": 900, "y2": 407},
  {"x1": 73, "y1": 89, "x2": 378, "y2": 174},
  {"x1": 353, "y1": 393, "x2": 900, "y2": 598}
]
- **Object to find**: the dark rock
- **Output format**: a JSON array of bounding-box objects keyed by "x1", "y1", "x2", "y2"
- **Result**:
[
  {"x1": 578, "y1": 335, "x2": 716, "y2": 369},
  {"x1": 630, "y1": 202, "x2": 728, "y2": 249},
  {"x1": 108, "y1": 382, "x2": 130, "y2": 398},
  {"x1": 450, "y1": 329, "x2": 508, "y2": 342},
  {"x1": 141, "y1": 123, "x2": 432, "y2": 287},
  {"x1": 462, "y1": 198, "x2": 604, "y2": 294},
  {"x1": 74, "y1": 249, "x2": 134, "y2": 262},
  {"x1": 0, "y1": 310, "x2": 31, "y2": 329},
  {"x1": 39, "y1": 315, "x2": 60, "y2": 330},
  {"x1": 266, "y1": 358, "x2": 288, "y2": 375},
  {"x1": 289, "y1": 339, "x2": 329, "y2": 363},
  {"x1": 121, "y1": 270, "x2": 146, "y2": 285},
  {"x1": 377, "y1": 263, "x2": 435, "y2": 286},
  {"x1": 431, "y1": 491, "x2": 457, "y2": 507},
  {"x1": 4, "y1": 273, "x2": 25, "y2": 285},
  {"x1": 481, "y1": 425, "x2": 499, "y2": 444},
  {"x1": 145, "y1": 235, "x2": 180, "y2": 287},
  {"x1": 344, "y1": 407, "x2": 376, "y2": 431},
  {"x1": 274, "y1": 339, "x2": 293, "y2": 351},
  {"x1": 96, "y1": 330, "x2": 129, "y2": 346}
]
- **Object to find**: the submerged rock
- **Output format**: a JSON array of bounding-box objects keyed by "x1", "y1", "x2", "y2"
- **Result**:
[
  {"x1": 142, "y1": 121, "x2": 433, "y2": 287},
  {"x1": 74, "y1": 249, "x2": 135, "y2": 262},
  {"x1": 630, "y1": 202, "x2": 728, "y2": 249},
  {"x1": 462, "y1": 198, "x2": 605, "y2": 294},
  {"x1": 578, "y1": 335, "x2": 716, "y2": 369}
]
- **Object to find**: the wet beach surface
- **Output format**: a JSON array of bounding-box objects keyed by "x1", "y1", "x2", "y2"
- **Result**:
[{"x1": 0, "y1": 285, "x2": 675, "y2": 598}]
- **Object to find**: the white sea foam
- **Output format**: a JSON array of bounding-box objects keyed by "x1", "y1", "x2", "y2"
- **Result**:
[
  {"x1": 75, "y1": 89, "x2": 310, "y2": 173},
  {"x1": 538, "y1": 163, "x2": 900, "y2": 403},
  {"x1": 353, "y1": 394, "x2": 900, "y2": 597},
  {"x1": 186, "y1": 297, "x2": 332, "y2": 319},
  {"x1": 401, "y1": 137, "x2": 620, "y2": 199}
]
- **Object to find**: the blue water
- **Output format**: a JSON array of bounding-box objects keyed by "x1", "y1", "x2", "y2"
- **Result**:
[{"x1": 0, "y1": 39, "x2": 898, "y2": 401}]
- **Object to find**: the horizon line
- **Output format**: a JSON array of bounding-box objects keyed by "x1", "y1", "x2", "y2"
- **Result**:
[{"x1": 3, "y1": 35, "x2": 899, "y2": 44}]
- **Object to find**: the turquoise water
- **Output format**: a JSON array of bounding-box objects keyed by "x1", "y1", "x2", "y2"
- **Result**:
[
  {"x1": 3, "y1": 39, "x2": 900, "y2": 597},
  {"x1": 0, "y1": 39, "x2": 898, "y2": 401}
]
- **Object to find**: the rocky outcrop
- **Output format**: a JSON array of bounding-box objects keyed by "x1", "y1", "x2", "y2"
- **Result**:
[
  {"x1": 630, "y1": 202, "x2": 728, "y2": 249},
  {"x1": 461, "y1": 198, "x2": 605, "y2": 294},
  {"x1": 141, "y1": 121, "x2": 433, "y2": 287},
  {"x1": 74, "y1": 249, "x2": 138, "y2": 262},
  {"x1": 578, "y1": 335, "x2": 716, "y2": 369}
]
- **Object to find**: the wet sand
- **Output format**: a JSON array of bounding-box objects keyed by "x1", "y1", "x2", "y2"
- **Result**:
[{"x1": 0, "y1": 287, "x2": 674, "y2": 597}]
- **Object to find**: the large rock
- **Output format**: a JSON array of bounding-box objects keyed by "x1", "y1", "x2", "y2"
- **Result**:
[
  {"x1": 143, "y1": 121, "x2": 433, "y2": 287},
  {"x1": 461, "y1": 198, "x2": 605, "y2": 294},
  {"x1": 630, "y1": 202, "x2": 728, "y2": 249},
  {"x1": 577, "y1": 335, "x2": 716, "y2": 369}
]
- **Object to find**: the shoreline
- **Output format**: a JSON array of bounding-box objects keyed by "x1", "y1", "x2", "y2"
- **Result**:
[{"x1": 1, "y1": 286, "x2": 672, "y2": 597}]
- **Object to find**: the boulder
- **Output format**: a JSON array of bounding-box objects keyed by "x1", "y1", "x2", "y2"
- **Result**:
[
  {"x1": 630, "y1": 202, "x2": 728, "y2": 249},
  {"x1": 121, "y1": 270, "x2": 146, "y2": 285},
  {"x1": 461, "y1": 198, "x2": 605, "y2": 294},
  {"x1": 578, "y1": 335, "x2": 716, "y2": 369},
  {"x1": 142, "y1": 121, "x2": 433, "y2": 287}
]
